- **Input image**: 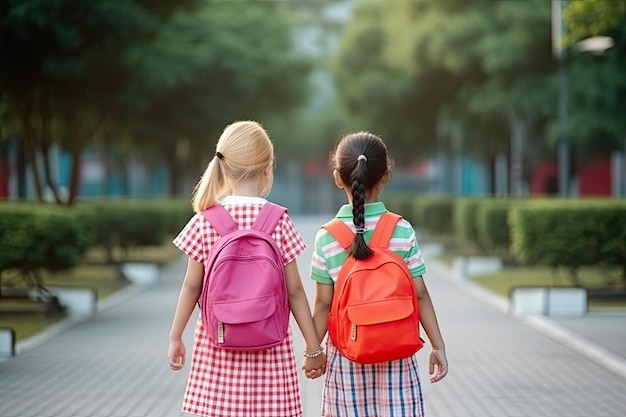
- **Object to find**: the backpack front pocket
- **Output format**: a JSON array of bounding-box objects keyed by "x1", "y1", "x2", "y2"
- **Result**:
[
  {"x1": 343, "y1": 297, "x2": 422, "y2": 363},
  {"x1": 210, "y1": 295, "x2": 284, "y2": 350}
]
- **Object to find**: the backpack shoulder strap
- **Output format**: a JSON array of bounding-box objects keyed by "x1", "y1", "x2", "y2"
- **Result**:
[
  {"x1": 201, "y1": 204, "x2": 238, "y2": 236},
  {"x1": 322, "y1": 218, "x2": 354, "y2": 251},
  {"x1": 253, "y1": 202, "x2": 287, "y2": 234},
  {"x1": 370, "y1": 212, "x2": 401, "y2": 249}
]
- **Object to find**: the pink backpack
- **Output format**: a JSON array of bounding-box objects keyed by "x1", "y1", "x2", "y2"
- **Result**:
[{"x1": 200, "y1": 202, "x2": 289, "y2": 350}]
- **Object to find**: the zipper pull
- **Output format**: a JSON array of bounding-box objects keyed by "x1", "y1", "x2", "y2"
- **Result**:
[{"x1": 218, "y1": 322, "x2": 224, "y2": 343}]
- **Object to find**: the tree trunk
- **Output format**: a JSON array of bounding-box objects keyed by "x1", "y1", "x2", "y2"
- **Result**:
[
  {"x1": 66, "y1": 82, "x2": 83, "y2": 207},
  {"x1": 17, "y1": 101, "x2": 44, "y2": 203},
  {"x1": 91, "y1": 114, "x2": 114, "y2": 196},
  {"x1": 40, "y1": 89, "x2": 62, "y2": 204},
  {"x1": 167, "y1": 148, "x2": 178, "y2": 197}
]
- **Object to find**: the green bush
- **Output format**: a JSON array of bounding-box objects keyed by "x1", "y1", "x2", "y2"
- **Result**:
[
  {"x1": 86, "y1": 199, "x2": 173, "y2": 252},
  {"x1": 476, "y1": 199, "x2": 511, "y2": 253},
  {"x1": 384, "y1": 193, "x2": 418, "y2": 225},
  {"x1": 0, "y1": 204, "x2": 95, "y2": 272},
  {"x1": 509, "y1": 200, "x2": 626, "y2": 268},
  {"x1": 453, "y1": 198, "x2": 480, "y2": 245},
  {"x1": 155, "y1": 198, "x2": 194, "y2": 236},
  {"x1": 413, "y1": 195, "x2": 455, "y2": 236}
]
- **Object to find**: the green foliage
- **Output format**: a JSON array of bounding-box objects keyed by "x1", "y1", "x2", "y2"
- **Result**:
[
  {"x1": 475, "y1": 199, "x2": 511, "y2": 253},
  {"x1": 330, "y1": 1, "x2": 441, "y2": 158},
  {"x1": 0, "y1": 204, "x2": 94, "y2": 272},
  {"x1": 565, "y1": 51, "x2": 626, "y2": 151},
  {"x1": 564, "y1": 0, "x2": 626, "y2": 43},
  {"x1": 0, "y1": 0, "x2": 313, "y2": 200},
  {"x1": 453, "y1": 198, "x2": 480, "y2": 245},
  {"x1": 84, "y1": 198, "x2": 191, "y2": 254},
  {"x1": 509, "y1": 200, "x2": 626, "y2": 268},
  {"x1": 332, "y1": 0, "x2": 558, "y2": 160},
  {"x1": 384, "y1": 193, "x2": 418, "y2": 225},
  {"x1": 0, "y1": 199, "x2": 190, "y2": 276},
  {"x1": 332, "y1": 0, "x2": 625, "y2": 164},
  {"x1": 413, "y1": 195, "x2": 455, "y2": 236}
]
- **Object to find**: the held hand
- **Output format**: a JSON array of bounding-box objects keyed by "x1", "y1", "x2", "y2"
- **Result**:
[
  {"x1": 301, "y1": 353, "x2": 327, "y2": 379},
  {"x1": 168, "y1": 340, "x2": 186, "y2": 371},
  {"x1": 429, "y1": 348, "x2": 448, "y2": 383}
]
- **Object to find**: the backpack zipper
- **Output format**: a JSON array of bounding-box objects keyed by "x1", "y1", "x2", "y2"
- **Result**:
[{"x1": 218, "y1": 322, "x2": 224, "y2": 343}]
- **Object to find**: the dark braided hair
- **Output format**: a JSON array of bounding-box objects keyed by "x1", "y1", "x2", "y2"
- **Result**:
[{"x1": 330, "y1": 131, "x2": 393, "y2": 260}]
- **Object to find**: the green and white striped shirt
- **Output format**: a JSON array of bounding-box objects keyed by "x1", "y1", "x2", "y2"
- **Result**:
[{"x1": 310, "y1": 202, "x2": 426, "y2": 285}]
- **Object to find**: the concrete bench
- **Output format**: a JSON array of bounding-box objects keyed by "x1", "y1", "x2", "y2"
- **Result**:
[
  {"x1": 0, "y1": 327, "x2": 16, "y2": 357},
  {"x1": 453, "y1": 256, "x2": 503, "y2": 279},
  {"x1": 120, "y1": 262, "x2": 160, "y2": 285},
  {"x1": 27, "y1": 287, "x2": 97, "y2": 317},
  {"x1": 510, "y1": 286, "x2": 588, "y2": 317}
]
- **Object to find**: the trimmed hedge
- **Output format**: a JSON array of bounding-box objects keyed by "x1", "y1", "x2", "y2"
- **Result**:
[
  {"x1": 0, "y1": 204, "x2": 95, "y2": 272},
  {"x1": 413, "y1": 195, "x2": 455, "y2": 236},
  {"x1": 476, "y1": 199, "x2": 511, "y2": 253},
  {"x1": 385, "y1": 193, "x2": 418, "y2": 225},
  {"x1": 453, "y1": 198, "x2": 480, "y2": 245},
  {"x1": 509, "y1": 200, "x2": 626, "y2": 268},
  {"x1": 0, "y1": 199, "x2": 192, "y2": 274}
]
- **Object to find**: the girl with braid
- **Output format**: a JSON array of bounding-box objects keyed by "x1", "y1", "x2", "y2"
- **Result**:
[{"x1": 310, "y1": 131, "x2": 448, "y2": 417}]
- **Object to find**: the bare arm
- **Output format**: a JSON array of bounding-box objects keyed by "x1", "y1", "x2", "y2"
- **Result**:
[
  {"x1": 168, "y1": 258, "x2": 203, "y2": 370},
  {"x1": 312, "y1": 282, "x2": 334, "y2": 343},
  {"x1": 284, "y1": 261, "x2": 326, "y2": 375},
  {"x1": 414, "y1": 276, "x2": 448, "y2": 382}
]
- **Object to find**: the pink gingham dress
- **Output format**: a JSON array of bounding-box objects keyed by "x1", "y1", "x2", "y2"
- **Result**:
[{"x1": 172, "y1": 196, "x2": 306, "y2": 417}]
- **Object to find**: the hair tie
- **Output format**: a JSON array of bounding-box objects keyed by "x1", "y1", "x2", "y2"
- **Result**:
[
  {"x1": 355, "y1": 225, "x2": 365, "y2": 234},
  {"x1": 357, "y1": 154, "x2": 367, "y2": 163},
  {"x1": 215, "y1": 151, "x2": 224, "y2": 160}
]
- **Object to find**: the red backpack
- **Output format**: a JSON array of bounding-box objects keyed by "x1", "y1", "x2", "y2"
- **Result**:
[
  {"x1": 200, "y1": 203, "x2": 289, "y2": 351},
  {"x1": 323, "y1": 212, "x2": 423, "y2": 364}
]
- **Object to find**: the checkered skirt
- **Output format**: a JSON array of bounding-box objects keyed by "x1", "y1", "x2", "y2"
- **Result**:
[
  {"x1": 173, "y1": 202, "x2": 306, "y2": 417},
  {"x1": 321, "y1": 340, "x2": 425, "y2": 417}
]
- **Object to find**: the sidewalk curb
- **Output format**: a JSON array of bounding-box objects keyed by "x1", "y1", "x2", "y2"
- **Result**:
[
  {"x1": 7, "y1": 281, "x2": 155, "y2": 359},
  {"x1": 427, "y1": 257, "x2": 626, "y2": 379}
]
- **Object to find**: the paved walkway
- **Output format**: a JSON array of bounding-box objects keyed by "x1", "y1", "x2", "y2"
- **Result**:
[{"x1": 1, "y1": 215, "x2": 625, "y2": 417}]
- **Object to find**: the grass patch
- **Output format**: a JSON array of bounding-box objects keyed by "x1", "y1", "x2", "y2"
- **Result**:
[
  {"x1": 0, "y1": 243, "x2": 183, "y2": 342},
  {"x1": 422, "y1": 234, "x2": 484, "y2": 266},
  {"x1": 473, "y1": 266, "x2": 626, "y2": 311},
  {"x1": 45, "y1": 264, "x2": 129, "y2": 299},
  {"x1": 0, "y1": 314, "x2": 66, "y2": 341},
  {"x1": 83, "y1": 243, "x2": 181, "y2": 265}
]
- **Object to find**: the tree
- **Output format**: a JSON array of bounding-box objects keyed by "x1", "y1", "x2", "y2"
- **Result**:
[
  {"x1": 332, "y1": 0, "x2": 557, "y2": 171},
  {"x1": 0, "y1": 0, "x2": 312, "y2": 201},
  {"x1": 124, "y1": 1, "x2": 313, "y2": 195},
  {"x1": 0, "y1": 0, "x2": 198, "y2": 204},
  {"x1": 330, "y1": 1, "x2": 449, "y2": 161},
  {"x1": 563, "y1": 0, "x2": 626, "y2": 160},
  {"x1": 564, "y1": 0, "x2": 626, "y2": 43}
]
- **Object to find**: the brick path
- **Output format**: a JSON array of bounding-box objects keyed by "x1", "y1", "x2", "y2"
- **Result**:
[{"x1": 0, "y1": 215, "x2": 624, "y2": 417}]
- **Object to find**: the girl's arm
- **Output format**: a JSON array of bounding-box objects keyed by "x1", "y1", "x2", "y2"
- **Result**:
[
  {"x1": 312, "y1": 282, "x2": 334, "y2": 342},
  {"x1": 284, "y1": 261, "x2": 326, "y2": 376},
  {"x1": 168, "y1": 257, "x2": 203, "y2": 370},
  {"x1": 413, "y1": 276, "x2": 448, "y2": 383}
]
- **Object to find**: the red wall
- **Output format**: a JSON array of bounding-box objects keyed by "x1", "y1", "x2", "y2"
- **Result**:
[
  {"x1": 578, "y1": 159, "x2": 612, "y2": 196},
  {"x1": 530, "y1": 159, "x2": 612, "y2": 197},
  {"x1": 0, "y1": 165, "x2": 8, "y2": 198}
]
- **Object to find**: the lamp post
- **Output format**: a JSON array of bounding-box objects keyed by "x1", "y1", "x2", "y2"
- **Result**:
[
  {"x1": 552, "y1": 0, "x2": 570, "y2": 196},
  {"x1": 552, "y1": 0, "x2": 615, "y2": 197}
]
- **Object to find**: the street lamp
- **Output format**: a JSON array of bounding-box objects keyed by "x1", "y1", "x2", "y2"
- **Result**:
[{"x1": 552, "y1": 0, "x2": 615, "y2": 197}]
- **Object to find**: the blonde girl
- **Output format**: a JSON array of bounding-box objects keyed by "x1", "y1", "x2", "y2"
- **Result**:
[{"x1": 168, "y1": 121, "x2": 326, "y2": 417}]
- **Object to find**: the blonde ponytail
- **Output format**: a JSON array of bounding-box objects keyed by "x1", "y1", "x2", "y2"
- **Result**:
[
  {"x1": 191, "y1": 120, "x2": 274, "y2": 213},
  {"x1": 192, "y1": 155, "x2": 227, "y2": 213}
]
